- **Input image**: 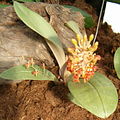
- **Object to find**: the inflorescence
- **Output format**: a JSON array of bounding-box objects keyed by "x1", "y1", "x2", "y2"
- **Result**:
[{"x1": 67, "y1": 34, "x2": 101, "y2": 82}]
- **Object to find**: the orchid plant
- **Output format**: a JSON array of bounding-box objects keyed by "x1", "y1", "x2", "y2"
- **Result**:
[{"x1": 0, "y1": 1, "x2": 118, "y2": 118}]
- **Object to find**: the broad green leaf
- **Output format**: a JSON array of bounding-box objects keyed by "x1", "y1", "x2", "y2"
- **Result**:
[
  {"x1": 63, "y1": 5, "x2": 94, "y2": 28},
  {"x1": 65, "y1": 21, "x2": 83, "y2": 38},
  {"x1": 16, "y1": 0, "x2": 42, "y2": 2},
  {"x1": 67, "y1": 72, "x2": 118, "y2": 118},
  {"x1": 114, "y1": 47, "x2": 120, "y2": 79},
  {"x1": 0, "y1": 4, "x2": 10, "y2": 8},
  {"x1": 107, "y1": 0, "x2": 120, "y2": 4},
  {"x1": 68, "y1": 93, "x2": 84, "y2": 108},
  {"x1": 34, "y1": 0, "x2": 43, "y2": 2},
  {"x1": 14, "y1": 1, "x2": 66, "y2": 69},
  {"x1": 0, "y1": 65, "x2": 57, "y2": 81},
  {"x1": 16, "y1": 0, "x2": 34, "y2": 2},
  {"x1": 65, "y1": 21, "x2": 80, "y2": 34}
]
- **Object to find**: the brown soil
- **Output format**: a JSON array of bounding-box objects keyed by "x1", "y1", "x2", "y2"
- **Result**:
[{"x1": 0, "y1": 0, "x2": 120, "y2": 120}]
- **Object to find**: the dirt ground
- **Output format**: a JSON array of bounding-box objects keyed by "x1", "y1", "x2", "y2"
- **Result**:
[{"x1": 0, "y1": 0, "x2": 120, "y2": 120}]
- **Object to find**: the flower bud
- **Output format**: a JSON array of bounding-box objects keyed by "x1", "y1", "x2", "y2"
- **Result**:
[
  {"x1": 95, "y1": 55, "x2": 101, "y2": 60},
  {"x1": 93, "y1": 42, "x2": 98, "y2": 51},
  {"x1": 89, "y1": 34, "x2": 94, "y2": 42},
  {"x1": 89, "y1": 42, "x2": 98, "y2": 52},
  {"x1": 76, "y1": 34, "x2": 81, "y2": 41},
  {"x1": 71, "y1": 39, "x2": 78, "y2": 47},
  {"x1": 68, "y1": 48, "x2": 74, "y2": 54},
  {"x1": 83, "y1": 34, "x2": 87, "y2": 42}
]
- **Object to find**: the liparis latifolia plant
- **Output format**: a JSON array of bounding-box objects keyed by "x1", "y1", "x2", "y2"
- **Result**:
[{"x1": 0, "y1": 1, "x2": 118, "y2": 118}]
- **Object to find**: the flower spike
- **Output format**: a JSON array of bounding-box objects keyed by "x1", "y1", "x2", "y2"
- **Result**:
[{"x1": 67, "y1": 34, "x2": 101, "y2": 82}]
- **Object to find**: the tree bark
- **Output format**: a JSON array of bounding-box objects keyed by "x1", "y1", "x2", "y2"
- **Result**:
[{"x1": 44, "y1": 0, "x2": 59, "y2": 4}]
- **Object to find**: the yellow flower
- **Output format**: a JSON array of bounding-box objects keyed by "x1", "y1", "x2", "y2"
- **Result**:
[{"x1": 67, "y1": 34, "x2": 101, "y2": 82}]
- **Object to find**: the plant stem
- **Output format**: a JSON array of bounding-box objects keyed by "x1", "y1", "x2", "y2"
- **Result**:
[{"x1": 93, "y1": 0, "x2": 105, "y2": 44}]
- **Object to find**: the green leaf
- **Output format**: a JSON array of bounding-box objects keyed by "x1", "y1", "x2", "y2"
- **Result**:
[
  {"x1": 0, "y1": 4, "x2": 10, "y2": 8},
  {"x1": 65, "y1": 21, "x2": 80, "y2": 34},
  {"x1": 65, "y1": 21, "x2": 83, "y2": 39},
  {"x1": 34, "y1": 0, "x2": 43, "y2": 2},
  {"x1": 114, "y1": 47, "x2": 120, "y2": 79},
  {"x1": 67, "y1": 72, "x2": 118, "y2": 118},
  {"x1": 63, "y1": 5, "x2": 94, "y2": 28},
  {"x1": 16, "y1": 0, "x2": 34, "y2": 2},
  {"x1": 0, "y1": 65, "x2": 57, "y2": 81},
  {"x1": 68, "y1": 93, "x2": 84, "y2": 108},
  {"x1": 16, "y1": 0, "x2": 43, "y2": 2},
  {"x1": 14, "y1": 1, "x2": 66, "y2": 69},
  {"x1": 107, "y1": 0, "x2": 120, "y2": 4}
]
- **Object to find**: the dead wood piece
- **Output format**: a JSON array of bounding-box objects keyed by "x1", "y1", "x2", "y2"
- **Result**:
[{"x1": 44, "y1": 0, "x2": 59, "y2": 4}]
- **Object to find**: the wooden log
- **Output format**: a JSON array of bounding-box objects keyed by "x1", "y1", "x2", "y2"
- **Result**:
[{"x1": 44, "y1": 0, "x2": 59, "y2": 4}]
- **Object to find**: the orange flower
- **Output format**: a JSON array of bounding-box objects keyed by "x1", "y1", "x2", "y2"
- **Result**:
[
  {"x1": 24, "y1": 58, "x2": 35, "y2": 69},
  {"x1": 67, "y1": 34, "x2": 101, "y2": 82},
  {"x1": 24, "y1": 62, "x2": 31, "y2": 69},
  {"x1": 32, "y1": 70, "x2": 39, "y2": 76}
]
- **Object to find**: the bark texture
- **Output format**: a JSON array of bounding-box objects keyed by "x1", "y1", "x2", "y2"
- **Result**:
[
  {"x1": 0, "y1": 2, "x2": 85, "y2": 84},
  {"x1": 44, "y1": 0, "x2": 59, "y2": 4}
]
